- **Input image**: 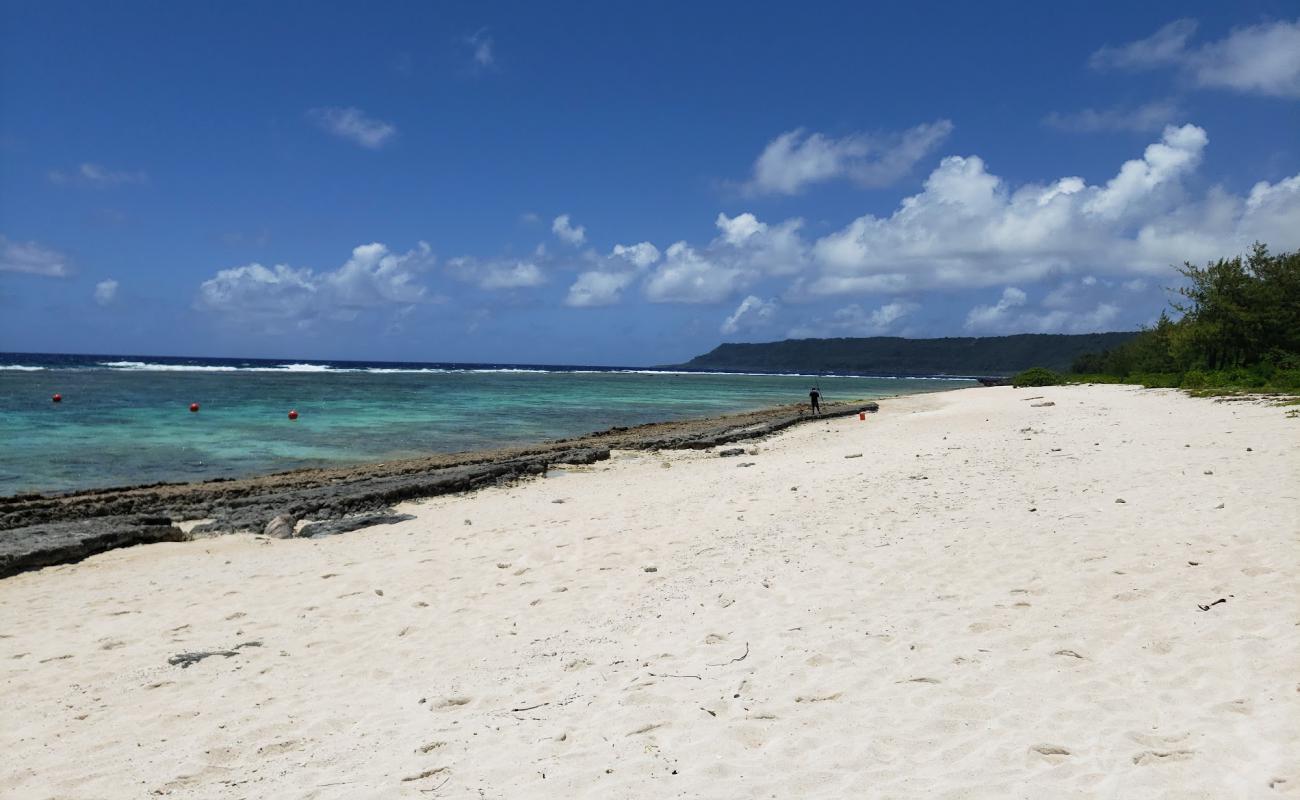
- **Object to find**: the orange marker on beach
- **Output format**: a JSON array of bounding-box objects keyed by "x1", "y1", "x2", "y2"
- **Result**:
[
  {"x1": 859, "y1": 411, "x2": 866, "y2": 421},
  {"x1": 288, "y1": 409, "x2": 299, "y2": 420}
]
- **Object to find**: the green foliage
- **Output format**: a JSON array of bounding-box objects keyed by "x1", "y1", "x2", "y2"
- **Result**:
[
  {"x1": 1012, "y1": 367, "x2": 1063, "y2": 387},
  {"x1": 1069, "y1": 244, "x2": 1300, "y2": 396}
]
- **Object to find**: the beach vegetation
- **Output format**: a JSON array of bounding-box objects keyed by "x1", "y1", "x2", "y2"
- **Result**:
[
  {"x1": 1012, "y1": 367, "x2": 1064, "y2": 387},
  {"x1": 1069, "y1": 244, "x2": 1300, "y2": 397}
]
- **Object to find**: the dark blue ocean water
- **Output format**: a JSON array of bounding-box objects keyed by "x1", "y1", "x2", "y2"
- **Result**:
[{"x1": 0, "y1": 353, "x2": 975, "y2": 495}]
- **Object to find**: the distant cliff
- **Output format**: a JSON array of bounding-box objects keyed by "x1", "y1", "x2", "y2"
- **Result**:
[{"x1": 677, "y1": 332, "x2": 1139, "y2": 375}]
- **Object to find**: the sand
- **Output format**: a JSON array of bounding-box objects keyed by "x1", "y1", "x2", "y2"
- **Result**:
[{"x1": 2, "y1": 384, "x2": 1297, "y2": 799}]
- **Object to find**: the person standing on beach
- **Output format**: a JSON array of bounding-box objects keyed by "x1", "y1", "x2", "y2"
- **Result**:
[{"x1": 809, "y1": 386, "x2": 821, "y2": 415}]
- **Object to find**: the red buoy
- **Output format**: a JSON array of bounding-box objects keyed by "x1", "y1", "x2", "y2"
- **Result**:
[
  {"x1": 288, "y1": 409, "x2": 299, "y2": 420},
  {"x1": 52, "y1": 393, "x2": 62, "y2": 403},
  {"x1": 190, "y1": 403, "x2": 200, "y2": 413},
  {"x1": 858, "y1": 412, "x2": 866, "y2": 421}
]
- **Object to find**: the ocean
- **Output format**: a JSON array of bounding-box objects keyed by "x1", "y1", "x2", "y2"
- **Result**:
[{"x1": 0, "y1": 353, "x2": 975, "y2": 495}]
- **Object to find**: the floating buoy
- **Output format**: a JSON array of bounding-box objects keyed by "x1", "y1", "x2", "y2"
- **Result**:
[
  {"x1": 288, "y1": 409, "x2": 299, "y2": 420},
  {"x1": 190, "y1": 403, "x2": 200, "y2": 413},
  {"x1": 52, "y1": 393, "x2": 62, "y2": 403},
  {"x1": 858, "y1": 411, "x2": 866, "y2": 421}
]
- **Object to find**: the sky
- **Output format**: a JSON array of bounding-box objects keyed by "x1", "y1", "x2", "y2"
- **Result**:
[{"x1": 1, "y1": 1, "x2": 1298, "y2": 366}]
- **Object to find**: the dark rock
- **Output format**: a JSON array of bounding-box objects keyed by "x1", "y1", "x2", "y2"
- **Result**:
[
  {"x1": 297, "y1": 513, "x2": 417, "y2": 538},
  {"x1": 0, "y1": 517, "x2": 186, "y2": 580},
  {"x1": 717, "y1": 448, "x2": 745, "y2": 457}
]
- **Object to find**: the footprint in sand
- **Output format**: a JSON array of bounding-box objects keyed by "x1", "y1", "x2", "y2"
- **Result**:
[
  {"x1": 1132, "y1": 750, "x2": 1195, "y2": 765},
  {"x1": 1029, "y1": 744, "x2": 1072, "y2": 762},
  {"x1": 434, "y1": 696, "x2": 472, "y2": 710}
]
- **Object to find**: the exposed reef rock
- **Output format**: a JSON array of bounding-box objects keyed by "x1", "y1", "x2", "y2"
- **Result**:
[{"x1": 1, "y1": 400, "x2": 880, "y2": 578}]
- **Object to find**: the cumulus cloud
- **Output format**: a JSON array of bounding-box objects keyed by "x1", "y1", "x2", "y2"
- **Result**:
[
  {"x1": 551, "y1": 214, "x2": 586, "y2": 246},
  {"x1": 800, "y1": 124, "x2": 1300, "y2": 296},
  {"x1": 94, "y1": 279, "x2": 118, "y2": 306},
  {"x1": 643, "y1": 242, "x2": 745, "y2": 304},
  {"x1": 449, "y1": 257, "x2": 546, "y2": 290},
  {"x1": 611, "y1": 242, "x2": 660, "y2": 269},
  {"x1": 49, "y1": 163, "x2": 148, "y2": 186},
  {"x1": 744, "y1": 120, "x2": 954, "y2": 195},
  {"x1": 965, "y1": 286, "x2": 1121, "y2": 334},
  {"x1": 720, "y1": 295, "x2": 778, "y2": 335},
  {"x1": 1091, "y1": 18, "x2": 1300, "y2": 98},
  {"x1": 0, "y1": 235, "x2": 72, "y2": 277},
  {"x1": 787, "y1": 300, "x2": 919, "y2": 338},
  {"x1": 566, "y1": 271, "x2": 637, "y2": 308},
  {"x1": 1043, "y1": 100, "x2": 1183, "y2": 133},
  {"x1": 196, "y1": 242, "x2": 433, "y2": 328},
  {"x1": 309, "y1": 107, "x2": 397, "y2": 149},
  {"x1": 564, "y1": 242, "x2": 661, "y2": 307}
]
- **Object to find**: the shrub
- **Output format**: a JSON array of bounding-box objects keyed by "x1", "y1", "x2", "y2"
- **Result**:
[{"x1": 1012, "y1": 367, "x2": 1063, "y2": 387}]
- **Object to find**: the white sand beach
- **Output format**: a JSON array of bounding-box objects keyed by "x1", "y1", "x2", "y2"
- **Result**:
[{"x1": 2, "y1": 384, "x2": 1297, "y2": 799}]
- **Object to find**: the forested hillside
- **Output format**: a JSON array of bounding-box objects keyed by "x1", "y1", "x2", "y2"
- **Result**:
[{"x1": 679, "y1": 332, "x2": 1139, "y2": 375}]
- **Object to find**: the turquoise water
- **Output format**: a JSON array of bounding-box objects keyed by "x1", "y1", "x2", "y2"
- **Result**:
[{"x1": 0, "y1": 355, "x2": 974, "y2": 494}]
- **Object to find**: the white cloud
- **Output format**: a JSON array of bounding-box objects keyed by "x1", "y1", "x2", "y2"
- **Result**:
[
  {"x1": 468, "y1": 29, "x2": 494, "y2": 67},
  {"x1": 965, "y1": 286, "x2": 1121, "y2": 334},
  {"x1": 0, "y1": 235, "x2": 72, "y2": 277},
  {"x1": 1091, "y1": 18, "x2": 1300, "y2": 98},
  {"x1": 799, "y1": 124, "x2": 1300, "y2": 296},
  {"x1": 1090, "y1": 19, "x2": 1199, "y2": 71},
  {"x1": 1083, "y1": 123, "x2": 1206, "y2": 219},
  {"x1": 49, "y1": 163, "x2": 147, "y2": 186},
  {"x1": 788, "y1": 300, "x2": 918, "y2": 338},
  {"x1": 197, "y1": 242, "x2": 434, "y2": 327},
  {"x1": 643, "y1": 242, "x2": 745, "y2": 304},
  {"x1": 309, "y1": 107, "x2": 396, "y2": 149},
  {"x1": 566, "y1": 270, "x2": 636, "y2": 307},
  {"x1": 744, "y1": 120, "x2": 954, "y2": 195},
  {"x1": 964, "y1": 287, "x2": 1027, "y2": 331},
  {"x1": 611, "y1": 241, "x2": 660, "y2": 268},
  {"x1": 94, "y1": 279, "x2": 118, "y2": 306},
  {"x1": 551, "y1": 214, "x2": 586, "y2": 246},
  {"x1": 449, "y1": 257, "x2": 546, "y2": 290},
  {"x1": 720, "y1": 295, "x2": 778, "y2": 334},
  {"x1": 563, "y1": 242, "x2": 660, "y2": 307},
  {"x1": 1043, "y1": 100, "x2": 1182, "y2": 133}
]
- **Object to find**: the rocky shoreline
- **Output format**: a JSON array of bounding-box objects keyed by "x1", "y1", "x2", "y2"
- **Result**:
[{"x1": 0, "y1": 399, "x2": 879, "y2": 578}]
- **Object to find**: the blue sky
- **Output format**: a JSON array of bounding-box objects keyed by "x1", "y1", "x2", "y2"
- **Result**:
[{"x1": 2, "y1": 1, "x2": 1298, "y2": 365}]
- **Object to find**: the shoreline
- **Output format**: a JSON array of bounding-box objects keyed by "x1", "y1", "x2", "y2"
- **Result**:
[
  {"x1": 0, "y1": 397, "x2": 884, "y2": 578},
  {"x1": 3, "y1": 383, "x2": 1295, "y2": 797}
]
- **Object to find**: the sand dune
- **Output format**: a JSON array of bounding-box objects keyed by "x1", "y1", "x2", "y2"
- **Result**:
[{"x1": 2, "y1": 385, "x2": 1297, "y2": 798}]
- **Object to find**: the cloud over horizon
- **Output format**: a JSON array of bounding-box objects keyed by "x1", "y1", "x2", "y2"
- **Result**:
[{"x1": 0, "y1": 235, "x2": 73, "y2": 277}]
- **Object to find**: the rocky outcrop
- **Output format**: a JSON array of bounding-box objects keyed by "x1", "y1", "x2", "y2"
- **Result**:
[
  {"x1": 0, "y1": 516, "x2": 186, "y2": 579},
  {"x1": 0, "y1": 400, "x2": 885, "y2": 579}
]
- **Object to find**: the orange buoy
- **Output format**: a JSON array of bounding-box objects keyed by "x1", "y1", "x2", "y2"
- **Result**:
[
  {"x1": 858, "y1": 411, "x2": 866, "y2": 421},
  {"x1": 190, "y1": 403, "x2": 200, "y2": 413},
  {"x1": 288, "y1": 409, "x2": 299, "y2": 420},
  {"x1": 52, "y1": 393, "x2": 62, "y2": 403}
]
